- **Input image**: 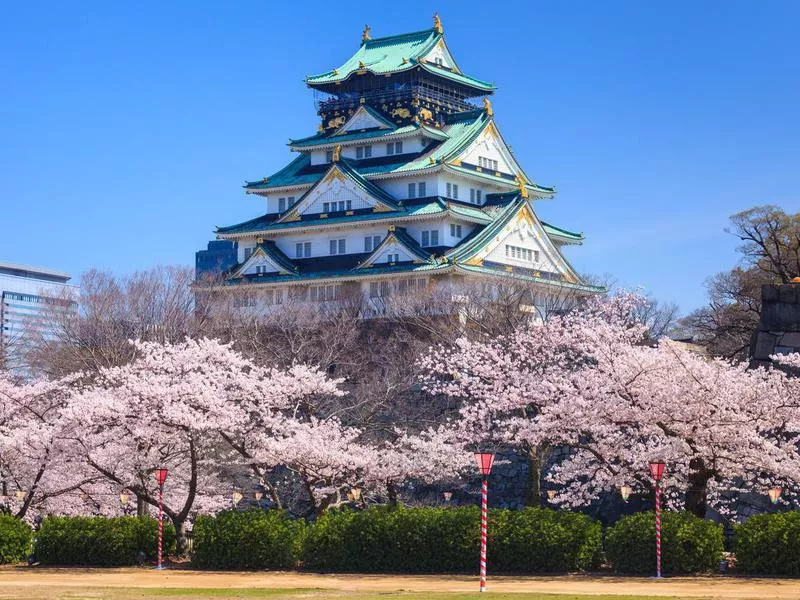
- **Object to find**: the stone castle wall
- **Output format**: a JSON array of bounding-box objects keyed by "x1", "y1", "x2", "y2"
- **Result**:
[{"x1": 750, "y1": 283, "x2": 800, "y2": 365}]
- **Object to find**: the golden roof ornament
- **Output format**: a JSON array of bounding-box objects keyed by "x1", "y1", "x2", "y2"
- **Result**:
[
  {"x1": 358, "y1": 61, "x2": 366, "y2": 69},
  {"x1": 433, "y1": 13, "x2": 443, "y2": 34},
  {"x1": 261, "y1": 177, "x2": 269, "y2": 184},
  {"x1": 362, "y1": 24, "x2": 371, "y2": 43},
  {"x1": 515, "y1": 173, "x2": 529, "y2": 199},
  {"x1": 482, "y1": 97, "x2": 493, "y2": 116},
  {"x1": 332, "y1": 145, "x2": 342, "y2": 162}
]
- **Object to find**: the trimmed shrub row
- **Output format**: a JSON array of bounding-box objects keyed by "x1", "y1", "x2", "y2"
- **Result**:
[
  {"x1": 605, "y1": 511, "x2": 723, "y2": 574},
  {"x1": 35, "y1": 516, "x2": 175, "y2": 566},
  {"x1": 0, "y1": 514, "x2": 32, "y2": 564},
  {"x1": 192, "y1": 510, "x2": 304, "y2": 570},
  {"x1": 736, "y1": 511, "x2": 800, "y2": 576},
  {"x1": 201, "y1": 506, "x2": 602, "y2": 573}
]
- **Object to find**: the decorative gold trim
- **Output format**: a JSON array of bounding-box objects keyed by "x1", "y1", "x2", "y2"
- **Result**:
[
  {"x1": 320, "y1": 213, "x2": 328, "y2": 219},
  {"x1": 433, "y1": 13, "x2": 443, "y2": 34},
  {"x1": 362, "y1": 24, "x2": 371, "y2": 43},
  {"x1": 482, "y1": 97, "x2": 493, "y2": 116},
  {"x1": 345, "y1": 210, "x2": 354, "y2": 216},
  {"x1": 332, "y1": 145, "x2": 342, "y2": 162}
]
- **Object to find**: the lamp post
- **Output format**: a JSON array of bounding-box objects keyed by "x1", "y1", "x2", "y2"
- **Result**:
[
  {"x1": 232, "y1": 491, "x2": 243, "y2": 507},
  {"x1": 768, "y1": 487, "x2": 782, "y2": 505},
  {"x1": 648, "y1": 461, "x2": 666, "y2": 578},
  {"x1": 474, "y1": 452, "x2": 495, "y2": 593},
  {"x1": 443, "y1": 491, "x2": 453, "y2": 503},
  {"x1": 120, "y1": 491, "x2": 130, "y2": 516},
  {"x1": 154, "y1": 467, "x2": 168, "y2": 570},
  {"x1": 620, "y1": 485, "x2": 633, "y2": 503}
]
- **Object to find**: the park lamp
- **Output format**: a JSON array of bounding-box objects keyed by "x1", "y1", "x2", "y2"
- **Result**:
[
  {"x1": 232, "y1": 491, "x2": 243, "y2": 506},
  {"x1": 620, "y1": 485, "x2": 633, "y2": 502},
  {"x1": 351, "y1": 487, "x2": 362, "y2": 502},
  {"x1": 15, "y1": 490, "x2": 26, "y2": 502},
  {"x1": 474, "y1": 452, "x2": 495, "y2": 478},
  {"x1": 119, "y1": 491, "x2": 130, "y2": 505},
  {"x1": 254, "y1": 491, "x2": 263, "y2": 502},
  {"x1": 155, "y1": 467, "x2": 169, "y2": 487},
  {"x1": 443, "y1": 491, "x2": 453, "y2": 502},
  {"x1": 547, "y1": 489, "x2": 557, "y2": 501},
  {"x1": 768, "y1": 487, "x2": 783, "y2": 505},
  {"x1": 648, "y1": 461, "x2": 666, "y2": 482}
]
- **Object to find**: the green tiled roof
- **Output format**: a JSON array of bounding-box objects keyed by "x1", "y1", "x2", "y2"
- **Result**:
[
  {"x1": 541, "y1": 222, "x2": 583, "y2": 243},
  {"x1": 224, "y1": 261, "x2": 450, "y2": 287},
  {"x1": 217, "y1": 197, "x2": 492, "y2": 236},
  {"x1": 288, "y1": 123, "x2": 447, "y2": 149},
  {"x1": 455, "y1": 264, "x2": 603, "y2": 294},
  {"x1": 306, "y1": 28, "x2": 494, "y2": 94}
]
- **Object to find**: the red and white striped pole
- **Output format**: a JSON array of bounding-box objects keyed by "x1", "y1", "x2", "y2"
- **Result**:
[
  {"x1": 155, "y1": 467, "x2": 168, "y2": 570},
  {"x1": 474, "y1": 452, "x2": 495, "y2": 593},
  {"x1": 649, "y1": 461, "x2": 665, "y2": 579},
  {"x1": 655, "y1": 481, "x2": 662, "y2": 578},
  {"x1": 479, "y1": 476, "x2": 488, "y2": 592}
]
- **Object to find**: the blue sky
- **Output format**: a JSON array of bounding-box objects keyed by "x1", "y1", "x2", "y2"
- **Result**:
[{"x1": 1, "y1": 1, "x2": 798, "y2": 313}]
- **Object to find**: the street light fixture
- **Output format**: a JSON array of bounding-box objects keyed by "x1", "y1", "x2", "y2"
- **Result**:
[
  {"x1": 154, "y1": 467, "x2": 168, "y2": 570},
  {"x1": 232, "y1": 491, "x2": 243, "y2": 507},
  {"x1": 254, "y1": 491, "x2": 263, "y2": 502},
  {"x1": 648, "y1": 461, "x2": 666, "y2": 579},
  {"x1": 443, "y1": 491, "x2": 453, "y2": 502},
  {"x1": 473, "y1": 452, "x2": 495, "y2": 593},
  {"x1": 620, "y1": 485, "x2": 633, "y2": 503},
  {"x1": 547, "y1": 489, "x2": 557, "y2": 501},
  {"x1": 15, "y1": 490, "x2": 26, "y2": 502},
  {"x1": 768, "y1": 487, "x2": 782, "y2": 505}
]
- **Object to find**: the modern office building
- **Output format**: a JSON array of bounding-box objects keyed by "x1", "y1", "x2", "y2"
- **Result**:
[{"x1": 0, "y1": 261, "x2": 78, "y2": 369}]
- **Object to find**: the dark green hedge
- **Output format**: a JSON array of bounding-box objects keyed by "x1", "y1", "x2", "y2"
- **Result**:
[
  {"x1": 0, "y1": 514, "x2": 32, "y2": 564},
  {"x1": 35, "y1": 516, "x2": 175, "y2": 566},
  {"x1": 605, "y1": 511, "x2": 723, "y2": 574},
  {"x1": 301, "y1": 506, "x2": 601, "y2": 573},
  {"x1": 192, "y1": 510, "x2": 305, "y2": 570},
  {"x1": 736, "y1": 511, "x2": 800, "y2": 575}
]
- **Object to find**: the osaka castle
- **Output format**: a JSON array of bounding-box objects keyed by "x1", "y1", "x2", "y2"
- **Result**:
[{"x1": 196, "y1": 16, "x2": 600, "y2": 312}]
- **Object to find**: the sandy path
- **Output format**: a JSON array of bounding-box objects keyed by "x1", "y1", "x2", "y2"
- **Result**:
[{"x1": 1, "y1": 568, "x2": 800, "y2": 598}]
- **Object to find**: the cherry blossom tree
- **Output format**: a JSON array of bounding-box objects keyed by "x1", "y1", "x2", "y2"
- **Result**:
[
  {"x1": 422, "y1": 294, "x2": 800, "y2": 517},
  {"x1": 0, "y1": 373, "x2": 99, "y2": 521},
  {"x1": 64, "y1": 338, "x2": 343, "y2": 551}
]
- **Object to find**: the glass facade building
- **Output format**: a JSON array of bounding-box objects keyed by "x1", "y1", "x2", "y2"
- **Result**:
[{"x1": 0, "y1": 261, "x2": 78, "y2": 370}]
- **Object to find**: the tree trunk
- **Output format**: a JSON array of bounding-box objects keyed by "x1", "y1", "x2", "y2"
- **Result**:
[
  {"x1": 173, "y1": 518, "x2": 190, "y2": 557},
  {"x1": 386, "y1": 481, "x2": 398, "y2": 506},
  {"x1": 685, "y1": 458, "x2": 712, "y2": 518},
  {"x1": 524, "y1": 443, "x2": 553, "y2": 507},
  {"x1": 136, "y1": 495, "x2": 149, "y2": 516}
]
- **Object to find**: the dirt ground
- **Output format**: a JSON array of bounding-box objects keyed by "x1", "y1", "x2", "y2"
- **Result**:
[{"x1": 2, "y1": 568, "x2": 800, "y2": 600}]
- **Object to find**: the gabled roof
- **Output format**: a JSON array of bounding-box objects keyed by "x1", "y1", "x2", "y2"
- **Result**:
[
  {"x1": 275, "y1": 159, "x2": 401, "y2": 223},
  {"x1": 305, "y1": 28, "x2": 494, "y2": 94},
  {"x1": 445, "y1": 194, "x2": 583, "y2": 283},
  {"x1": 335, "y1": 105, "x2": 396, "y2": 133},
  {"x1": 231, "y1": 240, "x2": 298, "y2": 278},
  {"x1": 288, "y1": 122, "x2": 447, "y2": 151},
  {"x1": 216, "y1": 197, "x2": 494, "y2": 238},
  {"x1": 541, "y1": 222, "x2": 584, "y2": 244},
  {"x1": 355, "y1": 226, "x2": 434, "y2": 269}
]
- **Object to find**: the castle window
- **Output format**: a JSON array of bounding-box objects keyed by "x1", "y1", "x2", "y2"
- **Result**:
[
  {"x1": 421, "y1": 230, "x2": 439, "y2": 247},
  {"x1": 450, "y1": 224, "x2": 463, "y2": 238},
  {"x1": 329, "y1": 238, "x2": 346, "y2": 255},
  {"x1": 310, "y1": 285, "x2": 339, "y2": 302},
  {"x1": 264, "y1": 289, "x2": 283, "y2": 305},
  {"x1": 505, "y1": 244, "x2": 536, "y2": 262},
  {"x1": 364, "y1": 235, "x2": 382, "y2": 252},
  {"x1": 326, "y1": 150, "x2": 333, "y2": 162},
  {"x1": 369, "y1": 281, "x2": 390, "y2": 298},
  {"x1": 295, "y1": 242, "x2": 311, "y2": 258},
  {"x1": 445, "y1": 183, "x2": 458, "y2": 199},
  {"x1": 470, "y1": 188, "x2": 482, "y2": 204},
  {"x1": 278, "y1": 197, "x2": 287, "y2": 212},
  {"x1": 356, "y1": 145, "x2": 373, "y2": 159},
  {"x1": 478, "y1": 157, "x2": 498, "y2": 171},
  {"x1": 243, "y1": 247, "x2": 254, "y2": 260},
  {"x1": 255, "y1": 265, "x2": 269, "y2": 275},
  {"x1": 387, "y1": 253, "x2": 400, "y2": 263},
  {"x1": 417, "y1": 181, "x2": 426, "y2": 196},
  {"x1": 322, "y1": 202, "x2": 329, "y2": 213},
  {"x1": 408, "y1": 183, "x2": 416, "y2": 198}
]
